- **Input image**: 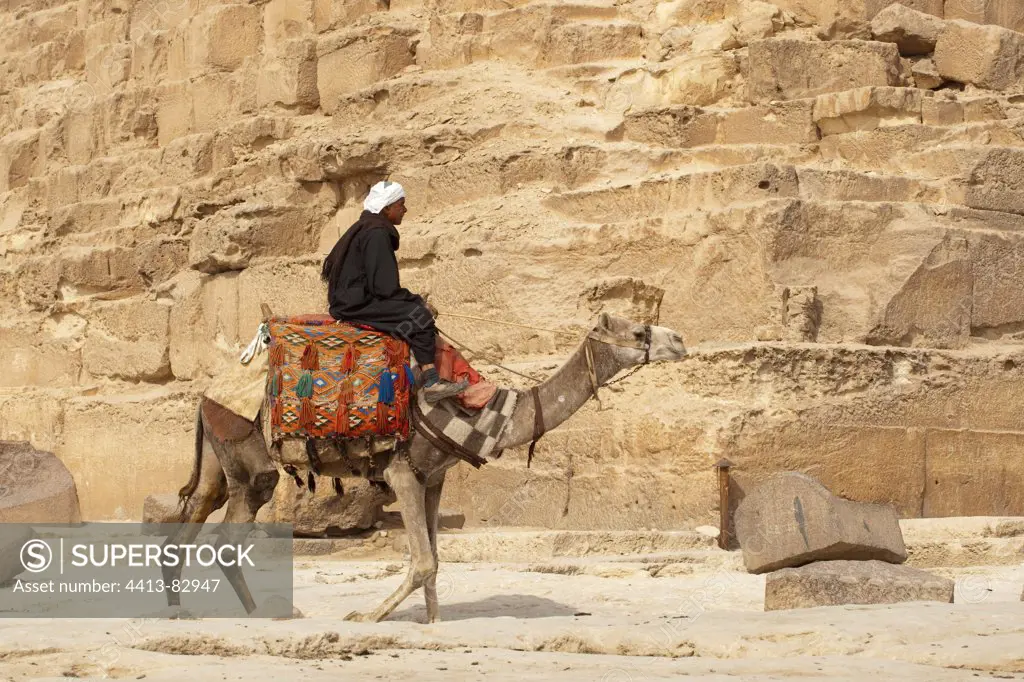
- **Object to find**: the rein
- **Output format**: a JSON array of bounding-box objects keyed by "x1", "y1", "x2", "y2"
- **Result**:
[{"x1": 527, "y1": 324, "x2": 652, "y2": 468}]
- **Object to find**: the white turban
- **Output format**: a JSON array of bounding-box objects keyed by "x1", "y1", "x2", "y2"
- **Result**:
[{"x1": 363, "y1": 180, "x2": 406, "y2": 214}]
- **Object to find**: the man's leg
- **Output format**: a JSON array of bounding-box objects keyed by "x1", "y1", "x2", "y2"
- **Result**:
[{"x1": 394, "y1": 303, "x2": 467, "y2": 403}]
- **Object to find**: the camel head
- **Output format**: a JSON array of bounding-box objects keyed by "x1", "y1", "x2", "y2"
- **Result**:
[{"x1": 592, "y1": 312, "x2": 687, "y2": 365}]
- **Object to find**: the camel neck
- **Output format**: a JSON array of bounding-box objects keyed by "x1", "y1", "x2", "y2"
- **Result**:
[{"x1": 497, "y1": 337, "x2": 625, "y2": 450}]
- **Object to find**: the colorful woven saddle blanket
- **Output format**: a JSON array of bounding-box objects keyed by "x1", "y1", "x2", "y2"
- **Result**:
[{"x1": 267, "y1": 315, "x2": 413, "y2": 442}]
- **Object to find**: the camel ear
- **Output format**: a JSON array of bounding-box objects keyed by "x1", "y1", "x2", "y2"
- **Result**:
[{"x1": 597, "y1": 312, "x2": 611, "y2": 330}]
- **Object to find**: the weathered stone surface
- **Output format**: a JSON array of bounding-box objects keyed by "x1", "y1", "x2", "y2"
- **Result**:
[
  {"x1": 81, "y1": 298, "x2": 172, "y2": 382},
  {"x1": 912, "y1": 58, "x2": 944, "y2": 89},
  {"x1": 933, "y1": 20, "x2": 1024, "y2": 90},
  {"x1": 965, "y1": 147, "x2": 1024, "y2": 215},
  {"x1": 0, "y1": 441, "x2": 82, "y2": 524},
  {"x1": 719, "y1": 100, "x2": 819, "y2": 144},
  {"x1": 735, "y1": 472, "x2": 908, "y2": 574},
  {"x1": 944, "y1": 0, "x2": 1024, "y2": 34},
  {"x1": 622, "y1": 106, "x2": 719, "y2": 148},
  {"x1": 316, "y1": 31, "x2": 415, "y2": 114},
  {"x1": 871, "y1": 3, "x2": 946, "y2": 55},
  {"x1": 813, "y1": 87, "x2": 924, "y2": 135},
  {"x1": 746, "y1": 39, "x2": 904, "y2": 102},
  {"x1": 764, "y1": 560, "x2": 954, "y2": 610}
]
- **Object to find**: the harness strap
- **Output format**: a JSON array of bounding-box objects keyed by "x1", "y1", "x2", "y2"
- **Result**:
[
  {"x1": 584, "y1": 339, "x2": 602, "y2": 411},
  {"x1": 527, "y1": 386, "x2": 544, "y2": 468}
]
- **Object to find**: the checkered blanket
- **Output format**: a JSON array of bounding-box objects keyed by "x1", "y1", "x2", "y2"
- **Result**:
[
  {"x1": 267, "y1": 315, "x2": 412, "y2": 442},
  {"x1": 411, "y1": 388, "x2": 518, "y2": 467}
]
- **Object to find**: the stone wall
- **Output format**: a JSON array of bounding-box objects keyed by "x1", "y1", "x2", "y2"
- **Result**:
[{"x1": 1, "y1": 0, "x2": 1023, "y2": 523}]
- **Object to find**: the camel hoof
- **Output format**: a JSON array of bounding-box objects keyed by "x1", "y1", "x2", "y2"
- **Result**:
[
  {"x1": 147, "y1": 606, "x2": 197, "y2": 620},
  {"x1": 344, "y1": 610, "x2": 367, "y2": 622}
]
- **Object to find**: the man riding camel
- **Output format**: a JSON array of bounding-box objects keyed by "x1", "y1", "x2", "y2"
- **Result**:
[{"x1": 321, "y1": 180, "x2": 468, "y2": 403}]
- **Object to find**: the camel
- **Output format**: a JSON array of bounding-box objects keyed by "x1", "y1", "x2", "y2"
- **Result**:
[{"x1": 162, "y1": 312, "x2": 687, "y2": 622}]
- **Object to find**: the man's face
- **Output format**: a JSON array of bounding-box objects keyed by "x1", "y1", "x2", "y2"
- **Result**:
[{"x1": 383, "y1": 198, "x2": 407, "y2": 225}]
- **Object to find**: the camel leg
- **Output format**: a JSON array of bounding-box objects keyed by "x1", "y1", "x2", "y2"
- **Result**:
[
  {"x1": 344, "y1": 456, "x2": 433, "y2": 623},
  {"x1": 162, "y1": 429, "x2": 227, "y2": 610},
  {"x1": 210, "y1": 428, "x2": 280, "y2": 614},
  {"x1": 423, "y1": 472, "x2": 445, "y2": 623}
]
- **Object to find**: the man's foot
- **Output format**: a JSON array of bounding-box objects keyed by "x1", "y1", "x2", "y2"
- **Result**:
[{"x1": 421, "y1": 378, "x2": 469, "y2": 404}]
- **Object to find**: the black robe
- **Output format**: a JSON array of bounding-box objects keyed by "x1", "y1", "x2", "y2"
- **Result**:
[{"x1": 322, "y1": 211, "x2": 435, "y2": 364}]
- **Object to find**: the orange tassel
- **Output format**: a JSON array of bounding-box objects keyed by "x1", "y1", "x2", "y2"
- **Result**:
[
  {"x1": 376, "y1": 402, "x2": 388, "y2": 433},
  {"x1": 341, "y1": 344, "x2": 355, "y2": 373},
  {"x1": 300, "y1": 341, "x2": 319, "y2": 370},
  {"x1": 269, "y1": 343, "x2": 285, "y2": 366},
  {"x1": 271, "y1": 398, "x2": 282, "y2": 427},
  {"x1": 335, "y1": 379, "x2": 352, "y2": 435},
  {"x1": 299, "y1": 397, "x2": 316, "y2": 431}
]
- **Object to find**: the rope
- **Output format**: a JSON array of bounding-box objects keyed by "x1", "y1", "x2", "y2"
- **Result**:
[
  {"x1": 436, "y1": 327, "x2": 544, "y2": 382},
  {"x1": 436, "y1": 311, "x2": 581, "y2": 337}
]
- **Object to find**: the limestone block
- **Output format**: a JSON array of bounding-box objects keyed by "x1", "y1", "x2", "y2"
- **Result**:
[
  {"x1": 734, "y1": 472, "x2": 908, "y2": 574},
  {"x1": 923, "y1": 429, "x2": 1024, "y2": 516},
  {"x1": 769, "y1": 0, "x2": 943, "y2": 37},
  {"x1": 156, "y1": 81, "x2": 193, "y2": 146},
  {"x1": 912, "y1": 58, "x2": 944, "y2": 88},
  {"x1": 611, "y1": 54, "x2": 740, "y2": 112},
  {"x1": 0, "y1": 525, "x2": 35, "y2": 583},
  {"x1": 719, "y1": 100, "x2": 819, "y2": 144},
  {"x1": 813, "y1": 87, "x2": 924, "y2": 135},
  {"x1": 934, "y1": 20, "x2": 1024, "y2": 90},
  {"x1": 257, "y1": 39, "x2": 320, "y2": 111},
  {"x1": 622, "y1": 106, "x2": 719, "y2": 148},
  {"x1": 193, "y1": 4, "x2": 262, "y2": 73},
  {"x1": 191, "y1": 73, "x2": 247, "y2": 135},
  {"x1": 968, "y1": 231, "x2": 1024, "y2": 334},
  {"x1": 0, "y1": 391, "x2": 65, "y2": 453},
  {"x1": 689, "y1": 21, "x2": 740, "y2": 53},
  {"x1": 965, "y1": 147, "x2": 1024, "y2": 215},
  {"x1": 764, "y1": 560, "x2": 954, "y2": 610},
  {"x1": 865, "y1": 234, "x2": 972, "y2": 348},
  {"x1": 0, "y1": 129, "x2": 40, "y2": 192},
  {"x1": 871, "y1": 3, "x2": 946, "y2": 55},
  {"x1": 731, "y1": 0, "x2": 789, "y2": 46},
  {"x1": 264, "y1": 0, "x2": 314, "y2": 53},
  {"x1": 945, "y1": 0, "x2": 1024, "y2": 33},
  {"x1": 58, "y1": 390, "x2": 198, "y2": 519},
  {"x1": 188, "y1": 203, "x2": 324, "y2": 274},
  {"x1": 235, "y1": 259, "x2": 324, "y2": 336},
  {"x1": 0, "y1": 324, "x2": 81, "y2": 389},
  {"x1": 317, "y1": 31, "x2": 415, "y2": 114},
  {"x1": 262, "y1": 477, "x2": 394, "y2": 536},
  {"x1": 82, "y1": 298, "x2": 172, "y2": 382},
  {"x1": 313, "y1": 0, "x2": 388, "y2": 33},
  {"x1": 922, "y1": 96, "x2": 963, "y2": 123},
  {"x1": 59, "y1": 247, "x2": 147, "y2": 297},
  {"x1": 655, "y1": 0, "x2": 726, "y2": 28},
  {"x1": 746, "y1": 40, "x2": 903, "y2": 102},
  {"x1": 962, "y1": 96, "x2": 1006, "y2": 121},
  {"x1": 0, "y1": 441, "x2": 82, "y2": 524}
]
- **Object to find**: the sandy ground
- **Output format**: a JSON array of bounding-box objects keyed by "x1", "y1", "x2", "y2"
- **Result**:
[{"x1": 1, "y1": 526, "x2": 1023, "y2": 681}]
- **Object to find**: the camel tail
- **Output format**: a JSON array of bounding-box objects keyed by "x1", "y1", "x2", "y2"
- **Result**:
[{"x1": 177, "y1": 399, "x2": 205, "y2": 521}]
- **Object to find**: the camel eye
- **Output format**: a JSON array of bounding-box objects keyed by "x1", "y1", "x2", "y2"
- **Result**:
[{"x1": 632, "y1": 328, "x2": 646, "y2": 341}]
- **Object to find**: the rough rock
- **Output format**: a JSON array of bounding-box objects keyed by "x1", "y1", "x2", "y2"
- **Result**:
[
  {"x1": 944, "y1": 0, "x2": 1024, "y2": 34},
  {"x1": 764, "y1": 559, "x2": 955, "y2": 610},
  {"x1": 734, "y1": 472, "x2": 908, "y2": 574},
  {"x1": 0, "y1": 441, "x2": 82, "y2": 524},
  {"x1": 933, "y1": 20, "x2": 1024, "y2": 90},
  {"x1": 813, "y1": 87, "x2": 924, "y2": 135},
  {"x1": 911, "y1": 58, "x2": 944, "y2": 89},
  {"x1": 870, "y1": 4, "x2": 946, "y2": 56},
  {"x1": 260, "y1": 476, "x2": 395, "y2": 536},
  {"x1": 746, "y1": 39, "x2": 904, "y2": 102}
]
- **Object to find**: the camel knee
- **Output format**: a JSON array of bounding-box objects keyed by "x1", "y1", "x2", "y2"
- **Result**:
[
  {"x1": 411, "y1": 558, "x2": 438, "y2": 584},
  {"x1": 252, "y1": 469, "x2": 279, "y2": 503}
]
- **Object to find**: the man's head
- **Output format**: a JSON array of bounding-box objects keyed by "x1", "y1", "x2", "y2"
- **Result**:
[
  {"x1": 363, "y1": 180, "x2": 407, "y2": 225},
  {"x1": 381, "y1": 197, "x2": 407, "y2": 225}
]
